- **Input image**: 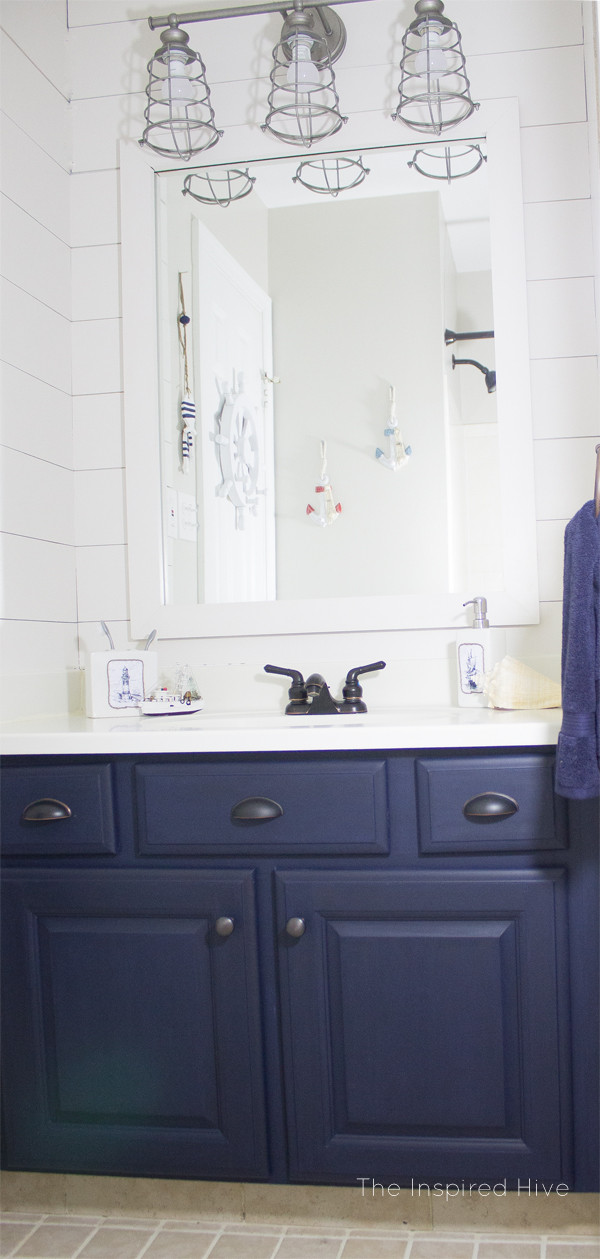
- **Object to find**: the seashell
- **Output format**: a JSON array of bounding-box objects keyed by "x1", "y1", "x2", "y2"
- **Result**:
[{"x1": 483, "y1": 655, "x2": 561, "y2": 710}]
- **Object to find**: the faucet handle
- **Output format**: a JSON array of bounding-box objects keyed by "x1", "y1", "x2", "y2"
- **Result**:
[
  {"x1": 345, "y1": 661, "x2": 386, "y2": 687},
  {"x1": 264, "y1": 665, "x2": 310, "y2": 714},
  {"x1": 341, "y1": 660, "x2": 386, "y2": 713},
  {"x1": 264, "y1": 664, "x2": 305, "y2": 686}
]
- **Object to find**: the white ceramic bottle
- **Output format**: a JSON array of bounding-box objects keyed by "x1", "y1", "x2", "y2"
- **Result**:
[{"x1": 456, "y1": 596, "x2": 504, "y2": 708}]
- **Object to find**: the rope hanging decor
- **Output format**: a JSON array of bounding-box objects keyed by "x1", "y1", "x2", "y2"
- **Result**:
[
  {"x1": 306, "y1": 439, "x2": 342, "y2": 526},
  {"x1": 178, "y1": 274, "x2": 196, "y2": 470}
]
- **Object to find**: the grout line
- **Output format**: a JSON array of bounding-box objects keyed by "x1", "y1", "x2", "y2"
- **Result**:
[
  {"x1": 1, "y1": 443, "x2": 74, "y2": 474},
  {"x1": 66, "y1": 1220, "x2": 104, "y2": 1259},
  {"x1": 527, "y1": 353, "x2": 598, "y2": 363},
  {"x1": 71, "y1": 242, "x2": 120, "y2": 252},
  {"x1": 73, "y1": 466, "x2": 126, "y2": 476},
  {"x1": 128, "y1": 1219, "x2": 171, "y2": 1259},
  {"x1": 71, "y1": 313, "x2": 123, "y2": 324},
  {"x1": 0, "y1": 28, "x2": 70, "y2": 104},
  {"x1": 0, "y1": 110, "x2": 70, "y2": 179},
  {"x1": 201, "y1": 1225, "x2": 229, "y2": 1257},
  {"x1": 0, "y1": 189, "x2": 70, "y2": 250},
  {"x1": 1, "y1": 274, "x2": 71, "y2": 323},
  {"x1": 2, "y1": 1218, "x2": 44, "y2": 1256},
  {"x1": 524, "y1": 195, "x2": 593, "y2": 208},
  {"x1": 0, "y1": 614, "x2": 77, "y2": 625},
  {"x1": 1, "y1": 530, "x2": 76, "y2": 548},
  {"x1": 1, "y1": 1214, "x2": 597, "y2": 1256},
  {"x1": 0, "y1": 360, "x2": 71, "y2": 398},
  {"x1": 71, "y1": 389, "x2": 124, "y2": 398}
]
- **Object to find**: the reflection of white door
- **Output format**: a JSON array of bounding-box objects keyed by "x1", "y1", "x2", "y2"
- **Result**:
[{"x1": 193, "y1": 220, "x2": 275, "y2": 604}]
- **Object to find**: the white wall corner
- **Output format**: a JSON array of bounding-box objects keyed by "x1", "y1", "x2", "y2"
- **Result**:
[{"x1": 583, "y1": 0, "x2": 600, "y2": 359}]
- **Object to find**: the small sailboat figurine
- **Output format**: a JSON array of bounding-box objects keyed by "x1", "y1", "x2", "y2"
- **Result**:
[
  {"x1": 375, "y1": 386, "x2": 412, "y2": 471},
  {"x1": 306, "y1": 440, "x2": 342, "y2": 527}
]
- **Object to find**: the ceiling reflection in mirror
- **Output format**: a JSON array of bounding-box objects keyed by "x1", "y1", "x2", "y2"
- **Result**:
[{"x1": 155, "y1": 139, "x2": 501, "y2": 607}]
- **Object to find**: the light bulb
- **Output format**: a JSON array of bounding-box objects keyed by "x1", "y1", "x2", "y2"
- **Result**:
[
  {"x1": 286, "y1": 34, "x2": 321, "y2": 91},
  {"x1": 160, "y1": 51, "x2": 197, "y2": 103},
  {"x1": 414, "y1": 26, "x2": 447, "y2": 76}
]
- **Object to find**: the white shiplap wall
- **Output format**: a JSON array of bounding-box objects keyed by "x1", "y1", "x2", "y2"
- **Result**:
[
  {"x1": 0, "y1": 0, "x2": 78, "y2": 717},
  {"x1": 1, "y1": 0, "x2": 599, "y2": 716}
]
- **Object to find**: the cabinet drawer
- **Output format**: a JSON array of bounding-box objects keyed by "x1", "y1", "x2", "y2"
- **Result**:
[
  {"x1": 416, "y1": 754, "x2": 566, "y2": 854},
  {"x1": 1, "y1": 764, "x2": 117, "y2": 856},
  {"x1": 135, "y1": 759, "x2": 389, "y2": 856}
]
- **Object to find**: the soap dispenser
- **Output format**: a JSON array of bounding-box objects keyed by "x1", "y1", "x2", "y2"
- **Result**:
[{"x1": 456, "y1": 597, "x2": 503, "y2": 708}]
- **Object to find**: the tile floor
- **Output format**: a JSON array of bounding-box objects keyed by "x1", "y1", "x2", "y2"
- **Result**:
[{"x1": 0, "y1": 1215, "x2": 599, "y2": 1259}]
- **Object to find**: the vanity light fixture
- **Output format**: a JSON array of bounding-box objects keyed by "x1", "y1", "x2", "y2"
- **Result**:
[
  {"x1": 408, "y1": 141, "x2": 486, "y2": 181},
  {"x1": 140, "y1": 15, "x2": 222, "y2": 159},
  {"x1": 452, "y1": 355, "x2": 496, "y2": 394},
  {"x1": 293, "y1": 154, "x2": 369, "y2": 195},
  {"x1": 393, "y1": 0, "x2": 478, "y2": 136},
  {"x1": 182, "y1": 167, "x2": 256, "y2": 206},
  {"x1": 262, "y1": 3, "x2": 348, "y2": 147},
  {"x1": 140, "y1": 0, "x2": 476, "y2": 158}
]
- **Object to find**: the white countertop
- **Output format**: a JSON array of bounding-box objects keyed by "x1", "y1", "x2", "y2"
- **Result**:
[{"x1": 0, "y1": 707, "x2": 562, "y2": 756}]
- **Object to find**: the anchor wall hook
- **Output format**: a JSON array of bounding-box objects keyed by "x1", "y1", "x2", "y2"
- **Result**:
[{"x1": 375, "y1": 386, "x2": 412, "y2": 470}]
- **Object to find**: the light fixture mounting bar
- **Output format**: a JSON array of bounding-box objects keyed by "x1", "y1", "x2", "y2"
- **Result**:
[{"x1": 148, "y1": 0, "x2": 364, "y2": 30}]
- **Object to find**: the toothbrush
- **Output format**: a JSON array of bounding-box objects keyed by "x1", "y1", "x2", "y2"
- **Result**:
[{"x1": 100, "y1": 621, "x2": 115, "y2": 650}]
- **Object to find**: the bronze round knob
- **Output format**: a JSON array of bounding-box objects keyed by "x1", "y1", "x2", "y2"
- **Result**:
[
  {"x1": 285, "y1": 917, "x2": 306, "y2": 938},
  {"x1": 215, "y1": 916, "x2": 235, "y2": 937}
]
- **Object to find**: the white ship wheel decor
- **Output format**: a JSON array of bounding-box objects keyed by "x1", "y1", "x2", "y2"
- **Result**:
[{"x1": 212, "y1": 382, "x2": 262, "y2": 530}]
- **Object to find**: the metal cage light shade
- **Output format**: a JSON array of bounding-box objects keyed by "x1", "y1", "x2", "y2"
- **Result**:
[
  {"x1": 182, "y1": 168, "x2": 255, "y2": 206},
  {"x1": 262, "y1": 3, "x2": 347, "y2": 148},
  {"x1": 140, "y1": 18, "x2": 223, "y2": 160},
  {"x1": 393, "y1": 0, "x2": 478, "y2": 135},
  {"x1": 408, "y1": 141, "x2": 486, "y2": 181},
  {"x1": 293, "y1": 155, "x2": 369, "y2": 195}
]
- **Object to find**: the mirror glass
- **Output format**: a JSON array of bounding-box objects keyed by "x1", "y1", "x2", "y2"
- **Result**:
[
  {"x1": 158, "y1": 141, "x2": 499, "y2": 606},
  {"x1": 121, "y1": 98, "x2": 539, "y2": 639}
]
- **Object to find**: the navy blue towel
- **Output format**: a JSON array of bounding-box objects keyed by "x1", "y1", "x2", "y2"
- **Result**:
[{"x1": 555, "y1": 499, "x2": 600, "y2": 799}]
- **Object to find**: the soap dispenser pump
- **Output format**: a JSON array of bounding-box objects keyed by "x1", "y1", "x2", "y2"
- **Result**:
[{"x1": 456, "y1": 596, "x2": 497, "y2": 708}]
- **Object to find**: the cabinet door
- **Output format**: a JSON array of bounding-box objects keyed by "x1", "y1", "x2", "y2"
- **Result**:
[
  {"x1": 276, "y1": 870, "x2": 570, "y2": 1187},
  {"x1": 1, "y1": 870, "x2": 268, "y2": 1180}
]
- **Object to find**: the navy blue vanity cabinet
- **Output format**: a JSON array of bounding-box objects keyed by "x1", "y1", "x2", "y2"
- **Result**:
[
  {"x1": 1, "y1": 749, "x2": 597, "y2": 1191},
  {"x1": 276, "y1": 868, "x2": 570, "y2": 1186},
  {"x1": 1, "y1": 867, "x2": 269, "y2": 1180}
]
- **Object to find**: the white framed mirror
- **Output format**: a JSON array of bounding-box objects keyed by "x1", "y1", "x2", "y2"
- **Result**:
[{"x1": 121, "y1": 97, "x2": 539, "y2": 639}]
